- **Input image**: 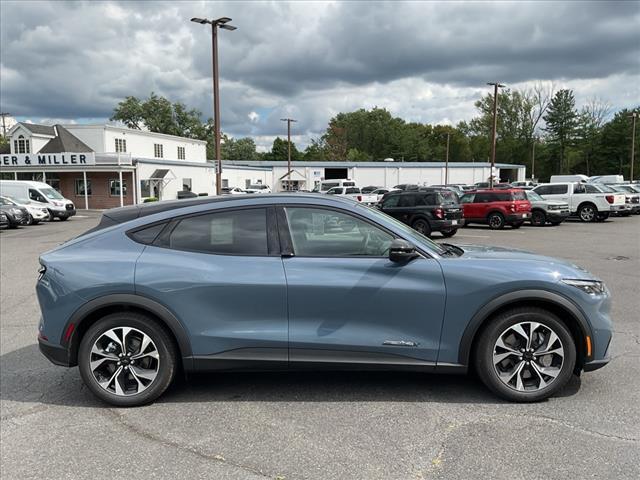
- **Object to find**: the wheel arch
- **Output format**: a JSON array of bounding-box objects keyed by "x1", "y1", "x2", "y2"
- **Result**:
[
  {"x1": 458, "y1": 289, "x2": 593, "y2": 373},
  {"x1": 577, "y1": 201, "x2": 598, "y2": 212},
  {"x1": 485, "y1": 209, "x2": 505, "y2": 219},
  {"x1": 63, "y1": 294, "x2": 192, "y2": 368}
]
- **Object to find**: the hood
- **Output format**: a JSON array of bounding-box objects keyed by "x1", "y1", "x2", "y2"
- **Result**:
[{"x1": 456, "y1": 244, "x2": 596, "y2": 278}]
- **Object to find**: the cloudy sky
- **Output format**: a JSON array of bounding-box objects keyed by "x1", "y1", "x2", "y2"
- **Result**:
[{"x1": 1, "y1": 0, "x2": 638, "y2": 150}]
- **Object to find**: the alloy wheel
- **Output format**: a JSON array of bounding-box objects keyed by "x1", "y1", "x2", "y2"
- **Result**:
[
  {"x1": 89, "y1": 327, "x2": 160, "y2": 396},
  {"x1": 492, "y1": 322, "x2": 564, "y2": 392},
  {"x1": 580, "y1": 206, "x2": 595, "y2": 222}
]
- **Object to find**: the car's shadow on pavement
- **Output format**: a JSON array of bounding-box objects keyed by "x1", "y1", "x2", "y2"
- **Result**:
[{"x1": 0, "y1": 343, "x2": 582, "y2": 408}]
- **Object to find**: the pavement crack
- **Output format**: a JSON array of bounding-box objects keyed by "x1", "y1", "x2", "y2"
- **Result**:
[{"x1": 102, "y1": 408, "x2": 272, "y2": 479}]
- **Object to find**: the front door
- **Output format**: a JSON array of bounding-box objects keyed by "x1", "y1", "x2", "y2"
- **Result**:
[{"x1": 278, "y1": 206, "x2": 446, "y2": 367}]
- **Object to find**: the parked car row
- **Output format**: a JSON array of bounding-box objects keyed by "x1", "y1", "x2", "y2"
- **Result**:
[
  {"x1": 317, "y1": 177, "x2": 637, "y2": 238},
  {"x1": 0, "y1": 180, "x2": 77, "y2": 230}
]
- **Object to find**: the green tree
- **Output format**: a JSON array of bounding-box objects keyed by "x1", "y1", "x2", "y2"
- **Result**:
[
  {"x1": 265, "y1": 137, "x2": 301, "y2": 162},
  {"x1": 543, "y1": 89, "x2": 578, "y2": 174},
  {"x1": 110, "y1": 96, "x2": 144, "y2": 130},
  {"x1": 221, "y1": 136, "x2": 258, "y2": 160},
  {"x1": 303, "y1": 138, "x2": 329, "y2": 161}
]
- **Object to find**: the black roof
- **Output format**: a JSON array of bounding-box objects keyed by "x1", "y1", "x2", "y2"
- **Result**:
[
  {"x1": 39, "y1": 125, "x2": 93, "y2": 153},
  {"x1": 81, "y1": 193, "x2": 338, "y2": 236},
  {"x1": 18, "y1": 122, "x2": 56, "y2": 136}
]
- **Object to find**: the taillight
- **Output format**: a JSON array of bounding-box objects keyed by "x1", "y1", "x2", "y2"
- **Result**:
[
  {"x1": 357, "y1": 195, "x2": 362, "y2": 202},
  {"x1": 605, "y1": 195, "x2": 614, "y2": 204},
  {"x1": 434, "y1": 207, "x2": 444, "y2": 219},
  {"x1": 510, "y1": 204, "x2": 516, "y2": 212}
]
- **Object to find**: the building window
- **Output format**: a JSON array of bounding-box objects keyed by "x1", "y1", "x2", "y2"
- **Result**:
[
  {"x1": 14, "y1": 135, "x2": 30, "y2": 154},
  {"x1": 154, "y1": 144, "x2": 163, "y2": 158},
  {"x1": 177, "y1": 146, "x2": 186, "y2": 160},
  {"x1": 115, "y1": 138, "x2": 127, "y2": 153},
  {"x1": 109, "y1": 179, "x2": 127, "y2": 196},
  {"x1": 75, "y1": 179, "x2": 92, "y2": 196},
  {"x1": 182, "y1": 178, "x2": 192, "y2": 191},
  {"x1": 140, "y1": 180, "x2": 151, "y2": 198}
]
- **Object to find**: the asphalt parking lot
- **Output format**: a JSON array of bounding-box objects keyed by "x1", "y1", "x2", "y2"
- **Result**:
[{"x1": 1, "y1": 212, "x2": 639, "y2": 480}]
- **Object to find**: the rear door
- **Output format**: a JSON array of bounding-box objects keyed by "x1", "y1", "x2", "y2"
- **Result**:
[{"x1": 134, "y1": 206, "x2": 288, "y2": 368}]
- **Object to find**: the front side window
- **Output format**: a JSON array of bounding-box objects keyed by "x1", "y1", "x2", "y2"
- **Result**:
[
  {"x1": 29, "y1": 189, "x2": 47, "y2": 203},
  {"x1": 154, "y1": 144, "x2": 164, "y2": 158},
  {"x1": 109, "y1": 179, "x2": 127, "y2": 196},
  {"x1": 166, "y1": 208, "x2": 268, "y2": 255},
  {"x1": 75, "y1": 179, "x2": 92, "y2": 196},
  {"x1": 459, "y1": 193, "x2": 475, "y2": 204},
  {"x1": 115, "y1": 138, "x2": 127, "y2": 153},
  {"x1": 284, "y1": 207, "x2": 394, "y2": 257},
  {"x1": 382, "y1": 195, "x2": 400, "y2": 208},
  {"x1": 177, "y1": 146, "x2": 186, "y2": 160}
]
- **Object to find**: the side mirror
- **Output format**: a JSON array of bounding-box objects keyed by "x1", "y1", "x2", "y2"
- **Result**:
[{"x1": 389, "y1": 239, "x2": 419, "y2": 263}]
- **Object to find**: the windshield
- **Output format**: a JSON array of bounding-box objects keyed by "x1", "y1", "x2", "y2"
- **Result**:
[
  {"x1": 357, "y1": 204, "x2": 447, "y2": 256},
  {"x1": 41, "y1": 187, "x2": 64, "y2": 200},
  {"x1": 526, "y1": 191, "x2": 544, "y2": 202}
]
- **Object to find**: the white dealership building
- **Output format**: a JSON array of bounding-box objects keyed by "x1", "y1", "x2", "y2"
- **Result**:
[{"x1": 1, "y1": 122, "x2": 525, "y2": 208}]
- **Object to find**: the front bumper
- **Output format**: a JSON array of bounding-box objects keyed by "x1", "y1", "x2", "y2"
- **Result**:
[
  {"x1": 546, "y1": 210, "x2": 571, "y2": 221},
  {"x1": 49, "y1": 207, "x2": 76, "y2": 218},
  {"x1": 583, "y1": 358, "x2": 610, "y2": 372},
  {"x1": 38, "y1": 337, "x2": 72, "y2": 367}
]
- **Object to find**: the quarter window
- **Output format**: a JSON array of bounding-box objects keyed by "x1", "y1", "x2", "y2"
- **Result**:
[
  {"x1": 177, "y1": 146, "x2": 186, "y2": 160},
  {"x1": 166, "y1": 208, "x2": 268, "y2": 255},
  {"x1": 284, "y1": 207, "x2": 394, "y2": 257},
  {"x1": 115, "y1": 138, "x2": 127, "y2": 153},
  {"x1": 75, "y1": 179, "x2": 92, "y2": 196},
  {"x1": 154, "y1": 144, "x2": 164, "y2": 158}
]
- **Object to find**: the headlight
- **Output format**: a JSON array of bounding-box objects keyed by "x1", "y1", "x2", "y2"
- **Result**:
[{"x1": 562, "y1": 279, "x2": 607, "y2": 295}]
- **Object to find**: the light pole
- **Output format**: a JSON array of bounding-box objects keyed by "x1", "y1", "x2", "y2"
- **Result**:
[
  {"x1": 280, "y1": 118, "x2": 297, "y2": 190},
  {"x1": 487, "y1": 82, "x2": 505, "y2": 188},
  {"x1": 191, "y1": 16, "x2": 237, "y2": 195},
  {"x1": 445, "y1": 132, "x2": 450, "y2": 185},
  {"x1": 630, "y1": 112, "x2": 638, "y2": 181}
]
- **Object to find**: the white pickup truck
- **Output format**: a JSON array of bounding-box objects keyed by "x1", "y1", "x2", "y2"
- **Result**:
[
  {"x1": 325, "y1": 186, "x2": 378, "y2": 205},
  {"x1": 532, "y1": 182, "x2": 626, "y2": 222}
]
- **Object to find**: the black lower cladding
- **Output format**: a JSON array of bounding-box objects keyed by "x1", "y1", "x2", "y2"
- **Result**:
[{"x1": 38, "y1": 338, "x2": 71, "y2": 367}]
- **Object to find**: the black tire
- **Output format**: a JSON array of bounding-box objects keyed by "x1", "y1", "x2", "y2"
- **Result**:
[
  {"x1": 59, "y1": 216, "x2": 69, "y2": 221},
  {"x1": 474, "y1": 307, "x2": 576, "y2": 402},
  {"x1": 511, "y1": 221, "x2": 523, "y2": 229},
  {"x1": 78, "y1": 312, "x2": 178, "y2": 407},
  {"x1": 8, "y1": 223, "x2": 19, "y2": 229},
  {"x1": 441, "y1": 228, "x2": 458, "y2": 238},
  {"x1": 25, "y1": 214, "x2": 34, "y2": 226},
  {"x1": 412, "y1": 218, "x2": 432, "y2": 237},
  {"x1": 487, "y1": 212, "x2": 505, "y2": 230},
  {"x1": 578, "y1": 203, "x2": 597, "y2": 222},
  {"x1": 549, "y1": 221, "x2": 563, "y2": 226},
  {"x1": 531, "y1": 210, "x2": 546, "y2": 226}
]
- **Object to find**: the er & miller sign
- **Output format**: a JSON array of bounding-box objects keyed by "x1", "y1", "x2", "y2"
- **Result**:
[{"x1": 1, "y1": 152, "x2": 96, "y2": 167}]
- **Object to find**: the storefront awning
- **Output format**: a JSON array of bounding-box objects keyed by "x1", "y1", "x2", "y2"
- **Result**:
[
  {"x1": 149, "y1": 169, "x2": 170, "y2": 179},
  {"x1": 278, "y1": 169, "x2": 306, "y2": 182}
]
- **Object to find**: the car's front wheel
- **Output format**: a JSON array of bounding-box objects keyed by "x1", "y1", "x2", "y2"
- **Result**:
[
  {"x1": 441, "y1": 228, "x2": 458, "y2": 238},
  {"x1": 78, "y1": 312, "x2": 177, "y2": 407},
  {"x1": 474, "y1": 307, "x2": 576, "y2": 402},
  {"x1": 530, "y1": 210, "x2": 546, "y2": 226}
]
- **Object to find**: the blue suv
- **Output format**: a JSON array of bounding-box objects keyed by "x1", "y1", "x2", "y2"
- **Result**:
[{"x1": 37, "y1": 194, "x2": 612, "y2": 406}]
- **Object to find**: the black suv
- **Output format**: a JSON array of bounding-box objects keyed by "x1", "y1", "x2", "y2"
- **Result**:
[
  {"x1": 0, "y1": 197, "x2": 28, "y2": 228},
  {"x1": 379, "y1": 190, "x2": 464, "y2": 237}
]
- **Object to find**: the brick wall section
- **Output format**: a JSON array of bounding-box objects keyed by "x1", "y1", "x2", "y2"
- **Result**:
[{"x1": 57, "y1": 172, "x2": 134, "y2": 209}]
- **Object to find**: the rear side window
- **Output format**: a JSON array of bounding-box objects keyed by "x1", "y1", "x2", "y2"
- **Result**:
[
  {"x1": 382, "y1": 195, "x2": 400, "y2": 208},
  {"x1": 130, "y1": 223, "x2": 167, "y2": 245},
  {"x1": 165, "y1": 208, "x2": 268, "y2": 255},
  {"x1": 345, "y1": 188, "x2": 360, "y2": 194},
  {"x1": 511, "y1": 191, "x2": 526, "y2": 201},
  {"x1": 398, "y1": 195, "x2": 416, "y2": 207}
]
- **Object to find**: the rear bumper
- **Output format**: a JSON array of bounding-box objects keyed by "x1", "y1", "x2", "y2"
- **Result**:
[
  {"x1": 431, "y1": 218, "x2": 465, "y2": 231},
  {"x1": 505, "y1": 212, "x2": 530, "y2": 222},
  {"x1": 38, "y1": 337, "x2": 72, "y2": 367}
]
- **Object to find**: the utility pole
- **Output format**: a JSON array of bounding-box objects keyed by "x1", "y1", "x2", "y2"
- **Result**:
[
  {"x1": 531, "y1": 137, "x2": 536, "y2": 180},
  {"x1": 445, "y1": 132, "x2": 450, "y2": 185},
  {"x1": 0, "y1": 112, "x2": 10, "y2": 137},
  {"x1": 630, "y1": 112, "x2": 637, "y2": 181},
  {"x1": 191, "y1": 17, "x2": 237, "y2": 195},
  {"x1": 280, "y1": 118, "x2": 297, "y2": 190},
  {"x1": 487, "y1": 82, "x2": 505, "y2": 188}
]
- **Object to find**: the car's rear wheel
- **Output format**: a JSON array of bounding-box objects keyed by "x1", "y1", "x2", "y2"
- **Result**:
[
  {"x1": 531, "y1": 210, "x2": 546, "y2": 226},
  {"x1": 511, "y1": 221, "x2": 523, "y2": 229},
  {"x1": 578, "y1": 203, "x2": 597, "y2": 222},
  {"x1": 412, "y1": 218, "x2": 432, "y2": 237},
  {"x1": 474, "y1": 307, "x2": 576, "y2": 402},
  {"x1": 78, "y1": 312, "x2": 177, "y2": 407},
  {"x1": 441, "y1": 228, "x2": 458, "y2": 238},
  {"x1": 25, "y1": 214, "x2": 34, "y2": 225},
  {"x1": 487, "y1": 212, "x2": 505, "y2": 230}
]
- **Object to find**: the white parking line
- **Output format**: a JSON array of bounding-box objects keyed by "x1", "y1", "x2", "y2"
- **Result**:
[{"x1": 455, "y1": 234, "x2": 490, "y2": 238}]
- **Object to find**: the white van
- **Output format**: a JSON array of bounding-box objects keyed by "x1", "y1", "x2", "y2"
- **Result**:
[
  {"x1": 313, "y1": 179, "x2": 357, "y2": 193},
  {"x1": 549, "y1": 174, "x2": 589, "y2": 183},
  {"x1": 0, "y1": 180, "x2": 76, "y2": 220}
]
